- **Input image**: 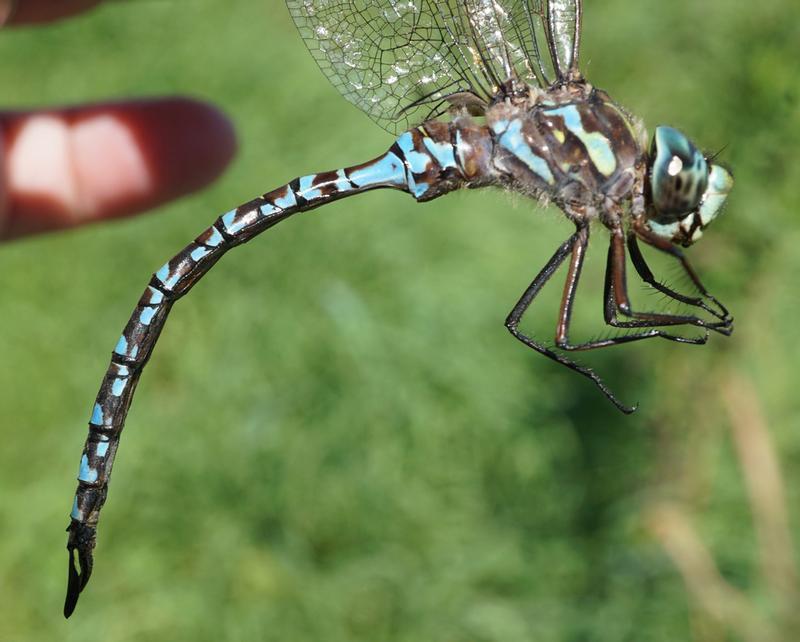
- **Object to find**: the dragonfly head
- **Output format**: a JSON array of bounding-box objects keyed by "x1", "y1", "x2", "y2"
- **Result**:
[{"x1": 643, "y1": 126, "x2": 733, "y2": 247}]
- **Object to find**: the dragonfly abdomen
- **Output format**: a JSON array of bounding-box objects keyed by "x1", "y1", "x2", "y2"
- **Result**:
[
  {"x1": 64, "y1": 115, "x2": 495, "y2": 617},
  {"x1": 392, "y1": 119, "x2": 495, "y2": 201}
]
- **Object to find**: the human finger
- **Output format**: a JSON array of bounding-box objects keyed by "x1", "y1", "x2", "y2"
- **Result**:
[
  {"x1": 0, "y1": 97, "x2": 237, "y2": 240},
  {"x1": 1, "y1": 0, "x2": 104, "y2": 26}
]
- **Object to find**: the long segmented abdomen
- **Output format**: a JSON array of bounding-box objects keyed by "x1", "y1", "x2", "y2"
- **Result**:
[{"x1": 64, "y1": 120, "x2": 494, "y2": 617}]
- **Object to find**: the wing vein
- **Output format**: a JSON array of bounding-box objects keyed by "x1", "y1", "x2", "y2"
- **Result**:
[{"x1": 286, "y1": 0, "x2": 582, "y2": 133}]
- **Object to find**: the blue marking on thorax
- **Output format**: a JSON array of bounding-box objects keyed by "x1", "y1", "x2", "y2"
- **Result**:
[
  {"x1": 545, "y1": 105, "x2": 617, "y2": 177},
  {"x1": 78, "y1": 454, "x2": 98, "y2": 483},
  {"x1": 90, "y1": 403, "x2": 104, "y2": 426},
  {"x1": 495, "y1": 119, "x2": 555, "y2": 185},
  {"x1": 190, "y1": 246, "x2": 211, "y2": 263},
  {"x1": 96, "y1": 442, "x2": 110, "y2": 457},
  {"x1": 111, "y1": 377, "x2": 126, "y2": 397},
  {"x1": 114, "y1": 335, "x2": 128, "y2": 356},
  {"x1": 492, "y1": 119, "x2": 510, "y2": 134},
  {"x1": 70, "y1": 497, "x2": 81, "y2": 520},
  {"x1": 348, "y1": 152, "x2": 406, "y2": 189}
]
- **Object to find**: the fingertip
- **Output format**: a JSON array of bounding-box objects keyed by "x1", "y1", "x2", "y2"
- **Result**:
[
  {"x1": 129, "y1": 97, "x2": 238, "y2": 202},
  {"x1": 4, "y1": 1, "x2": 104, "y2": 26},
  {"x1": 1, "y1": 97, "x2": 238, "y2": 239},
  {"x1": 68, "y1": 96, "x2": 240, "y2": 224}
]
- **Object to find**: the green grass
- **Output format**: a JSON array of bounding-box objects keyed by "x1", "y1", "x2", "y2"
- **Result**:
[{"x1": 1, "y1": 1, "x2": 798, "y2": 640}]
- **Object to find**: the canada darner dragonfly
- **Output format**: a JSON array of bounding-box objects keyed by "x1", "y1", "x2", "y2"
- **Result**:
[{"x1": 64, "y1": 0, "x2": 734, "y2": 617}]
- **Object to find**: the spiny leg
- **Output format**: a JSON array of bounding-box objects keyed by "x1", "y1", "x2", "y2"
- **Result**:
[
  {"x1": 630, "y1": 224, "x2": 732, "y2": 328},
  {"x1": 627, "y1": 233, "x2": 727, "y2": 323},
  {"x1": 504, "y1": 225, "x2": 636, "y2": 414},
  {"x1": 552, "y1": 227, "x2": 707, "y2": 351},
  {"x1": 603, "y1": 232, "x2": 718, "y2": 337}
]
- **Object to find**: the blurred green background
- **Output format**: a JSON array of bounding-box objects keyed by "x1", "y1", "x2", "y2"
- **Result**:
[{"x1": 1, "y1": 0, "x2": 798, "y2": 640}]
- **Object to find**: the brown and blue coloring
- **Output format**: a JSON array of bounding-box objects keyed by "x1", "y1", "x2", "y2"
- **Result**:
[{"x1": 64, "y1": 0, "x2": 734, "y2": 617}]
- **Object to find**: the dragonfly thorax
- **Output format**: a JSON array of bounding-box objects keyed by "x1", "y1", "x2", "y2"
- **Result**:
[{"x1": 486, "y1": 84, "x2": 644, "y2": 221}]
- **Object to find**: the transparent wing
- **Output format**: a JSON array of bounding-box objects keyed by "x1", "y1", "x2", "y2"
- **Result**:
[
  {"x1": 547, "y1": 0, "x2": 581, "y2": 81},
  {"x1": 287, "y1": 1, "x2": 583, "y2": 133}
]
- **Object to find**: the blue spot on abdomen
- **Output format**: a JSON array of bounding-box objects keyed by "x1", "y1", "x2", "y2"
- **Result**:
[{"x1": 78, "y1": 454, "x2": 98, "y2": 483}]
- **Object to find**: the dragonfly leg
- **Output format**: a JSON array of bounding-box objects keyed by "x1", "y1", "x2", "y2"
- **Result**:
[
  {"x1": 602, "y1": 231, "x2": 719, "y2": 338},
  {"x1": 504, "y1": 224, "x2": 636, "y2": 414},
  {"x1": 553, "y1": 228, "x2": 708, "y2": 350},
  {"x1": 629, "y1": 224, "x2": 732, "y2": 331}
]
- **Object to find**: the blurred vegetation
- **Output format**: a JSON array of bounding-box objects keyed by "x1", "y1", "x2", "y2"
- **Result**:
[{"x1": 1, "y1": 0, "x2": 798, "y2": 640}]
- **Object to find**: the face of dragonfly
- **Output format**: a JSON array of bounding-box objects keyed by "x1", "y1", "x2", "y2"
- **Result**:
[{"x1": 644, "y1": 126, "x2": 734, "y2": 247}]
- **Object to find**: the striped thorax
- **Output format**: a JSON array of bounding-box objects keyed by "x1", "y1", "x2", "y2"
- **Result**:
[{"x1": 485, "y1": 82, "x2": 644, "y2": 222}]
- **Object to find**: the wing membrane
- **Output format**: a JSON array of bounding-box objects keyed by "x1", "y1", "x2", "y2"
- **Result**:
[
  {"x1": 547, "y1": 0, "x2": 581, "y2": 81},
  {"x1": 287, "y1": 0, "x2": 583, "y2": 133}
]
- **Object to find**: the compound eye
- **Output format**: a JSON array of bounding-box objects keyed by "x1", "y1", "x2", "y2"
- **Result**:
[{"x1": 649, "y1": 126, "x2": 709, "y2": 221}]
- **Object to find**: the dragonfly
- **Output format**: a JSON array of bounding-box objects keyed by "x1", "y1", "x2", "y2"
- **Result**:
[{"x1": 64, "y1": 0, "x2": 734, "y2": 617}]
